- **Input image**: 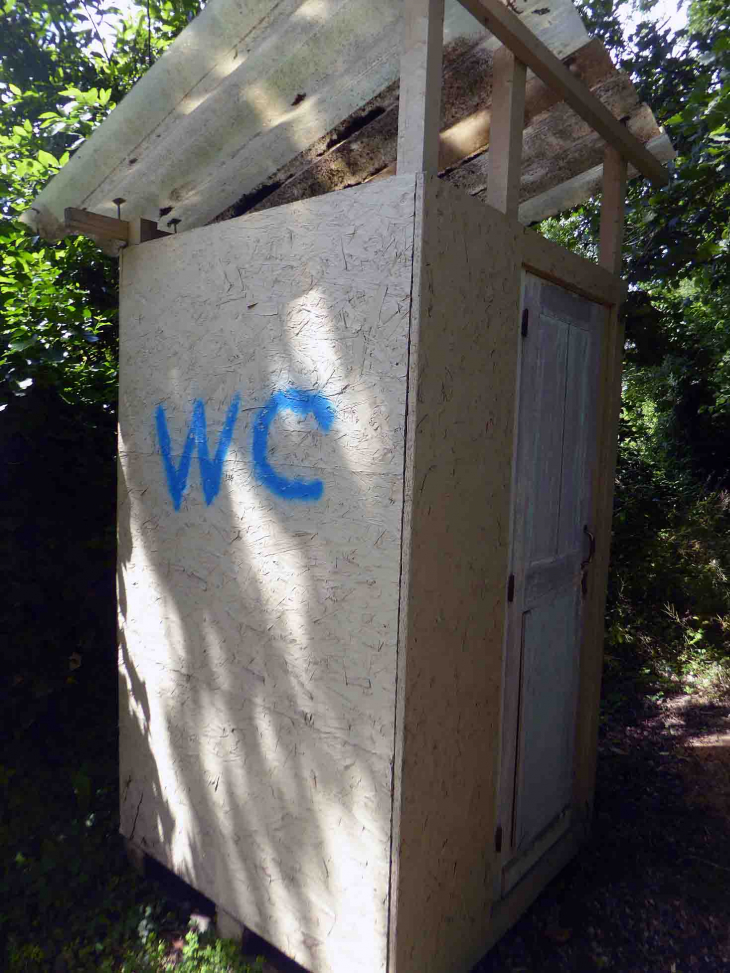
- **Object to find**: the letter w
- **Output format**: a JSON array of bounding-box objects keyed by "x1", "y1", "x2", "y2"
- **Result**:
[{"x1": 155, "y1": 394, "x2": 241, "y2": 510}]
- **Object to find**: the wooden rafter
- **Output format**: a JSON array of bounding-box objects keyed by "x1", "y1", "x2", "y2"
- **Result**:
[
  {"x1": 63, "y1": 208, "x2": 170, "y2": 245},
  {"x1": 64, "y1": 207, "x2": 129, "y2": 243},
  {"x1": 454, "y1": 0, "x2": 670, "y2": 186}
]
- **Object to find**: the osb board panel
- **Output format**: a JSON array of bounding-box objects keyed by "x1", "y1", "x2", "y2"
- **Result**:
[
  {"x1": 390, "y1": 178, "x2": 522, "y2": 973},
  {"x1": 117, "y1": 176, "x2": 418, "y2": 973}
]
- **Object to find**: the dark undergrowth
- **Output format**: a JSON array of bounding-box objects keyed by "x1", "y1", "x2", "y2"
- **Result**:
[
  {"x1": 3, "y1": 389, "x2": 730, "y2": 971},
  {"x1": 0, "y1": 639, "x2": 265, "y2": 973}
]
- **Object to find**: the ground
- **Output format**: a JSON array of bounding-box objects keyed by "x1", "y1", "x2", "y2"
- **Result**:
[
  {"x1": 4, "y1": 667, "x2": 730, "y2": 972},
  {"x1": 238, "y1": 683, "x2": 730, "y2": 973},
  {"x1": 473, "y1": 684, "x2": 730, "y2": 973}
]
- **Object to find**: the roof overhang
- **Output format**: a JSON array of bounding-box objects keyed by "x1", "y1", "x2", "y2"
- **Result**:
[{"x1": 22, "y1": 0, "x2": 673, "y2": 250}]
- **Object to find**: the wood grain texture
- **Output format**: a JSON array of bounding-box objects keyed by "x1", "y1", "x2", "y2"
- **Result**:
[
  {"x1": 454, "y1": 0, "x2": 669, "y2": 185},
  {"x1": 599, "y1": 145, "x2": 628, "y2": 275},
  {"x1": 522, "y1": 228, "x2": 622, "y2": 307},
  {"x1": 486, "y1": 46, "x2": 526, "y2": 215},
  {"x1": 576, "y1": 149, "x2": 626, "y2": 813},
  {"x1": 518, "y1": 130, "x2": 675, "y2": 225},
  {"x1": 64, "y1": 206, "x2": 129, "y2": 242},
  {"x1": 117, "y1": 177, "x2": 418, "y2": 973},
  {"x1": 488, "y1": 825, "x2": 581, "y2": 951},
  {"x1": 574, "y1": 301, "x2": 624, "y2": 814},
  {"x1": 396, "y1": 0, "x2": 445, "y2": 175},
  {"x1": 128, "y1": 216, "x2": 170, "y2": 244},
  {"x1": 501, "y1": 277, "x2": 604, "y2": 865},
  {"x1": 390, "y1": 178, "x2": 522, "y2": 973}
]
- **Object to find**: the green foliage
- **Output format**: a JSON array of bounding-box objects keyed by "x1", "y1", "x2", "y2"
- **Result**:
[
  {"x1": 0, "y1": 12, "x2": 265, "y2": 970},
  {"x1": 118, "y1": 930, "x2": 265, "y2": 973},
  {"x1": 539, "y1": 0, "x2": 730, "y2": 694},
  {"x1": 1, "y1": 654, "x2": 262, "y2": 973},
  {"x1": 0, "y1": 0, "x2": 203, "y2": 408}
]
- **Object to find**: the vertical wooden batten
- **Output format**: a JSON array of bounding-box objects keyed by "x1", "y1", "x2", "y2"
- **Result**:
[
  {"x1": 575, "y1": 145, "x2": 628, "y2": 814},
  {"x1": 599, "y1": 146, "x2": 628, "y2": 275},
  {"x1": 396, "y1": 0, "x2": 445, "y2": 174},
  {"x1": 127, "y1": 216, "x2": 170, "y2": 245},
  {"x1": 486, "y1": 46, "x2": 527, "y2": 216}
]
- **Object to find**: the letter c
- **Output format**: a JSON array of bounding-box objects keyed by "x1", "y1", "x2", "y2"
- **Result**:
[{"x1": 252, "y1": 389, "x2": 335, "y2": 500}]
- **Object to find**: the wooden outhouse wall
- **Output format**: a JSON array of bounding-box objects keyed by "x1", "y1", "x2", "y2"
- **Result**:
[
  {"x1": 118, "y1": 173, "x2": 619, "y2": 973},
  {"x1": 389, "y1": 177, "x2": 521, "y2": 973},
  {"x1": 118, "y1": 176, "x2": 419, "y2": 973}
]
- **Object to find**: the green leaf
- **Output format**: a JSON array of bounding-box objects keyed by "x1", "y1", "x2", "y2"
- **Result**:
[
  {"x1": 38, "y1": 150, "x2": 59, "y2": 168},
  {"x1": 8, "y1": 337, "x2": 38, "y2": 352}
]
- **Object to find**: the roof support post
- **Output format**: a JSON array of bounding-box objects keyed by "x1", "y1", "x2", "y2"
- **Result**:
[
  {"x1": 454, "y1": 0, "x2": 669, "y2": 186},
  {"x1": 486, "y1": 45, "x2": 526, "y2": 216},
  {"x1": 396, "y1": 0, "x2": 445, "y2": 174},
  {"x1": 598, "y1": 146, "x2": 627, "y2": 275}
]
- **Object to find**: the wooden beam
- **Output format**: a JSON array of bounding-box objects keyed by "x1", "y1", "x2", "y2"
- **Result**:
[
  {"x1": 522, "y1": 229, "x2": 624, "y2": 308},
  {"x1": 128, "y1": 216, "x2": 171, "y2": 245},
  {"x1": 454, "y1": 0, "x2": 669, "y2": 186},
  {"x1": 396, "y1": 0, "x2": 445, "y2": 174},
  {"x1": 518, "y1": 130, "x2": 675, "y2": 226},
  {"x1": 64, "y1": 207, "x2": 129, "y2": 243},
  {"x1": 598, "y1": 146, "x2": 627, "y2": 275},
  {"x1": 486, "y1": 46, "x2": 526, "y2": 215}
]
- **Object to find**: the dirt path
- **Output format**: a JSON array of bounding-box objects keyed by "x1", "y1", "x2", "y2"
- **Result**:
[{"x1": 474, "y1": 689, "x2": 730, "y2": 972}]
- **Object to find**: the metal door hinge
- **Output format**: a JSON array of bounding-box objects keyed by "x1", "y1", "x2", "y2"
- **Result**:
[
  {"x1": 495, "y1": 825, "x2": 503, "y2": 853},
  {"x1": 521, "y1": 308, "x2": 529, "y2": 338},
  {"x1": 507, "y1": 574, "x2": 515, "y2": 603}
]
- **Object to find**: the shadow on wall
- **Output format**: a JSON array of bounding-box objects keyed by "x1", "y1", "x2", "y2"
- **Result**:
[{"x1": 117, "y1": 174, "x2": 416, "y2": 973}]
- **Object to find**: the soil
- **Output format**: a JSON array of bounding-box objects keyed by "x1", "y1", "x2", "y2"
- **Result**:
[{"x1": 473, "y1": 685, "x2": 730, "y2": 973}]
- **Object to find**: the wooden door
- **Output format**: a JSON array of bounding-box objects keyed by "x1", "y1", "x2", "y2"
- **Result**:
[{"x1": 499, "y1": 273, "x2": 605, "y2": 891}]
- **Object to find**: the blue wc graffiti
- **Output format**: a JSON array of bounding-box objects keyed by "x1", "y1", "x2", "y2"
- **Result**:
[{"x1": 155, "y1": 388, "x2": 335, "y2": 510}]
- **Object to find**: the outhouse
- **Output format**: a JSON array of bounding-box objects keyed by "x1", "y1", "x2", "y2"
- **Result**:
[{"x1": 24, "y1": 0, "x2": 673, "y2": 969}]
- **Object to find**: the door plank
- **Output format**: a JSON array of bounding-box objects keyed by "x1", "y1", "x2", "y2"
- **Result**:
[
  {"x1": 515, "y1": 589, "x2": 580, "y2": 848},
  {"x1": 557, "y1": 326, "x2": 590, "y2": 554},
  {"x1": 500, "y1": 273, "x2": 605, "y2": 873},
  {"x1": 526, "y1": 316, "x2": 568, "y2": 562}
]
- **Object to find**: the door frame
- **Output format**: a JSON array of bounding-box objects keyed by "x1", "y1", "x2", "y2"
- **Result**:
[{"x1": 492, "y1": 233, "x2": 625, "y2": 905}]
